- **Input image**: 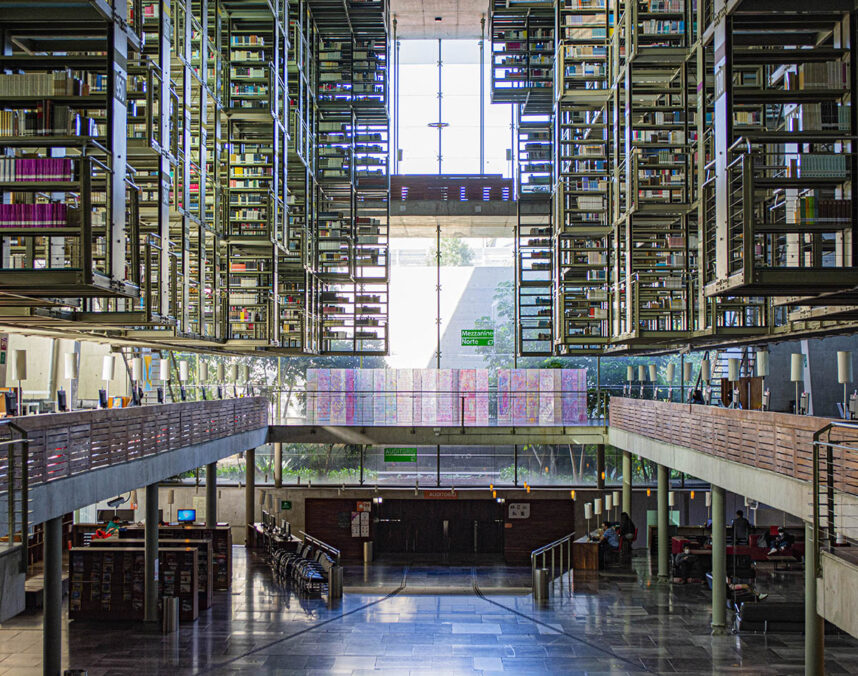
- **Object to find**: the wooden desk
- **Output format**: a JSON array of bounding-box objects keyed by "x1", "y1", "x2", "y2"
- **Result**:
[{"x1": 572, "y1": 536, "x2": 600, "y2": 571}]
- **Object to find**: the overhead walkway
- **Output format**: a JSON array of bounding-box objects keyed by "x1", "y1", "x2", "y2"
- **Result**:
[{"x1": 608, "y1": 396, "x2": 858, "y2": 652}]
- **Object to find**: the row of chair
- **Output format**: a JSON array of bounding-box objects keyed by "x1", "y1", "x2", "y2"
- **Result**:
[{"x1": 271, "y1": 542, "x2": 336, "y2": 596}]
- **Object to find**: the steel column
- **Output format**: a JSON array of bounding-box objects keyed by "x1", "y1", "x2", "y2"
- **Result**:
[
  {"x1": 622, "y1": 451, "x2": 632, "y2": 516},
  {"x1": 657, "y1": 463, "x2": 669, "y2": 580},
  {"x1": 206, "y1": 462, "x2": 217, "y2": 526},
  {"x1": 42, "y1": 516, "x2": 62, "y2": 676},
  {"x1": 711, "y1": 485, "x2": 727, "y2": 633},
  {"x1": 144, "y1": 483, "x2": 159, "y2": 623},
  {"x1": 805, "y1": 521, "x2": 824, "y2": 675}
]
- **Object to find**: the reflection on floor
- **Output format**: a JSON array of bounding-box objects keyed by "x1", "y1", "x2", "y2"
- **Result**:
[{"x1": 0, "y1": 548, "x2": 857, "y2": 674}]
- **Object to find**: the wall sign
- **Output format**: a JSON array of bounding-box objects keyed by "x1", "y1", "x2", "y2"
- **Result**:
[
  {"x1": 384, "y1": 447, "x2": 417, "y2": 462},
  {"x1": 423, "y1": 489, "x2": 458, "y2": 499},
  {"x1": 280, "y1": 500, "x2": 292, "y2": 511},
  {"x1": 508, "y1": 503, "x2": 530, "y2": 520},
  {"x1": 461, "y1": 329, "x2": 494, "y2": 346}
]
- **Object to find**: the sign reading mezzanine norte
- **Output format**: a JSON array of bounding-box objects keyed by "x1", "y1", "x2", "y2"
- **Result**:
[{"x1": 461, "y1": 329, "x2": 494, "y2": 346}]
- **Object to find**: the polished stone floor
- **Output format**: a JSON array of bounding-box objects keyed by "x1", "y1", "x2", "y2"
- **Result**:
[{"x1": 1, "y1": 548, "x2": 857, "y2": 674}]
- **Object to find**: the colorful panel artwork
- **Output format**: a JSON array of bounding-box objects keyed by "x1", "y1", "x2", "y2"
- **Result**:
[
  {"x1": 330, "y1": 369, "x2": 346, "y2": 424},
  {"x1": 476, "y1": 369, "x2": 490, "y2": 425},
  {"x1": 525, "y1": 370, "x2": 540, "y2": 425},
  {"x1": 373, "y1": 369, "x2": 386, "y2": 424},
  {"x1": 497, "y1": 369, "x2": 511, "y2": 425},
  {"x1": 511, "y1": 369, "x2": 527, "y2": 425},
  {"x1": 422, "y1": 369, "x2": 437, "y2": 425},
  {"x1": 397, "y1": 369, "x2": 413, "y2": 425}
]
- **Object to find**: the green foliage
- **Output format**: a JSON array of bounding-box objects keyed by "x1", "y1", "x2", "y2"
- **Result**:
[{"x1": 426, "y1": 238, "x2": 475, "y2": 266}]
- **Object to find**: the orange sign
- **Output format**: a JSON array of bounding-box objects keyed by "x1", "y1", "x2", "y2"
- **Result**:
[{"x1": 423, "y1": 490, "x2": 458, "y2": 500}]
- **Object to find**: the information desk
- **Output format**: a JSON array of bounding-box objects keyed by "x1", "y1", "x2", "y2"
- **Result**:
[
  {"x1": 72, "y1": 524, "x2": 232, "y2": 590},
  {"x1": 572, "y1": 536, "x2": 600, "y2": 571}
]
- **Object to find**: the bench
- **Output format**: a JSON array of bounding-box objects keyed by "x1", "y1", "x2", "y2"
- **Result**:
[
  {"x1": 270, "y1": 542, "x2": 336, "y2": 597},
  {"x1": 733, "y1": 602, "x2": 805, "y2": 634}
]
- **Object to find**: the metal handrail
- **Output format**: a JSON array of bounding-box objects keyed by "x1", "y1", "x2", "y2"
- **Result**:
[
  {"x1": 299, "y1": 530, "x2": 341, "y2": 565},
  {"x1": 812, "y1": 420, "x2": 858, "y2": 576},
  {"x1": 530, "y1": 531, "x2": 575, "y2": 597}
]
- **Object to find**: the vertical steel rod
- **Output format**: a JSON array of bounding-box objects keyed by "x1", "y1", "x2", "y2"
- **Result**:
[{"x1": 43, "y1": 516, "x2": 62, "y2": 676}]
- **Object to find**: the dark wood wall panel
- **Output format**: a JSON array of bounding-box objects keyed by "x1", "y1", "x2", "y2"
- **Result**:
[
  {"x1": 304, "y1": 498, "x2": 371, "y2": 563},
  {"x1": 503, "y1": 499, "x2": 575, "y2": 565}
]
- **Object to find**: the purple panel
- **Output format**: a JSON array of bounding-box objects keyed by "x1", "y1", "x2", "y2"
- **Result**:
[
  {"x1": 526, "y1": 370, "x2": 539, "y2": 425},
  {"x1": 476, "y1": 369, "x2": 490, "y2": 426},
  {"x1": 422, "y1": 370, "x2": 437, "y2": 425},
  {"x1": 497, "y1": 369, "x2": 511, "y2": 425},
  {"x1": 356, "y1": 369, "x2": 373, "y2": 424},
  {"x1": 539, "y1": 370, "x2": 554, "y2": 425},
  {"x1": 460, "y1": 369, "x2": 476, "y2": 426},
  {"x1": 385, "y1": 370, "x2": 397, "y2": 424},
  {"x1": 373, "y1": 369, "x2": 386, "y2": 423},
  {"x1": 512, "y1": 369, "x2": 527, "y2": 425},
  {"x1": 345, "y1": 369, "x2": 355, "y2": 424},
  {"x1": 438, "y1": 369, "x2": 453, "y2": 424},
  {"x1": 330, "y1": 369, "x2": 346, "y2": 424},
  {"x1": 397, "y1": 369, "x2": 413, "y2": 425},
  {"x1": 317, "y1": 369, "x2": 331, "y2": 424},
  {"x1": 412, "y1": 369, "x2": 422, "y2": 424}
]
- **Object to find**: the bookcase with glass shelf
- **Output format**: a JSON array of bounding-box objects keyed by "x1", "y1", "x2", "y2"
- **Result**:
[
  {"x1": 226, "y1": 242, "x2": 278, "y2": 345},
  {"x1": 491, "y1": 0, "x2": 555, "y2": 112},
  {"x1": 555, "y1": 0, "x2": 610, "y2": 102},
  {"x1": 518, "y1": 112, "x2": 553, "y2": 195},
  {"x1": 517, "y1": 196, "x2": 554, "y2": 355},
  {"x1": 703, "y1": 5, "x2": 858, "y2": 306}
]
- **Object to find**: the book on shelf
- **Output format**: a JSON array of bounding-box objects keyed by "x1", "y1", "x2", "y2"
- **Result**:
[{"x1": 0, "y1": 158, "x2": 73, "y2": 182}]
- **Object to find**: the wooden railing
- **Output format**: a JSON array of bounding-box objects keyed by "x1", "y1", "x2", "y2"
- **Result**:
[
  {"x1": 610, "y1": 397, "x2": 858, "y2": 495},
  {"x1": 0, "y1": 397, "x2": 267, "y2": 490}
]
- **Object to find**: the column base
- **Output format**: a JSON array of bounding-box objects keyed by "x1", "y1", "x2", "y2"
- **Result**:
[{"x1": 711, "y1": 624, "x2": 728, "y2": 636}]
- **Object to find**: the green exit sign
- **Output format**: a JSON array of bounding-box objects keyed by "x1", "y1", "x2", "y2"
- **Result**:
[
  {"x1": 384, "y1": 447, "x2": 417, "y2": 463},
  {"x1": 461, "y1": 329, "x2": 494, "y2": 346},
  {"x1": 280, "y1": 500, "x2": 292, "y2": 510}
]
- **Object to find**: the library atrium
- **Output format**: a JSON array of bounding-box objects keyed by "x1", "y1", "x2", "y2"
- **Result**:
[{"x1": 3, "y1": 0, "x2": 858, "y2": 674}]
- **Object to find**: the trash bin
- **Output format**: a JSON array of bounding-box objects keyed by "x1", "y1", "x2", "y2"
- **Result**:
[
  {"x1": 328, "y1": 565, "x2": 343, "y2": 601},
  {"x1": 162, "y1": 596, "x2": 179, "y2": 634},
  {"x1": 363, "y1": 541, "x2": 373, "y2": 564},
  {"x1": 533, "y1": 568, "x2": 550, "y2": 603}
]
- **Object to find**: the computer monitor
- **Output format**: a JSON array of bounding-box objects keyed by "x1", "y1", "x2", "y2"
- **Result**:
[
  {"x1": 176, "y1": 509, "x2": 196, "y2": 523},
  {"x1": 57, "y1": 389, "x2": 67, "y2": 412},
  {"x1": 4, "y1": 390, "x2": 18, "y2": 416}
]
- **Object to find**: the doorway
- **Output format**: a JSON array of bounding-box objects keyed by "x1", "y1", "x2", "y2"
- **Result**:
[{"x1": 374, "y1": 499, "x2": 504, "y2": 562}]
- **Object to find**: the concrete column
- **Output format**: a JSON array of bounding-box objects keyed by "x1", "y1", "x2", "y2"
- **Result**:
[
  {"x1": 206, "y1": 462, "x2": 217, "y2": 527},
  {"x1": 274, "y1": 442, "x2": 282, "y2": 487},
  {"x1": 43, "y1": 516, "x2": 62, "y2": 676},
  {"x1": 805, "y1": 521, "x2": 824, "y2": 675},
  {"x1": 245, "y1": 448, "x2": 256, "y2": 530},
  {"x1": 144, "y1": 483, "x2": 159, "y2": 623},
  {"x1": 657, "y1": 463, "x2": 669, "y2": 580},
  {"x1": 622, "y1": 451, "x2": 632, "y2": 515},
  {"x1": 711, "y1": 485, "x2": 727, "y2": 633},
  {"x1": 596, "y1": 445, "x2": 605, "y2": 490}
]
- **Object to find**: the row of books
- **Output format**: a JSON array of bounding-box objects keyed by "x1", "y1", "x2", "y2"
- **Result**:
[
  {"x1": 0, "y1": 72, "x2": 88, "y2": 97},
  {"x1": 0, "y1": 202, "x2": 69, "y2": 227},
  {"x1": 0, "y1": 158, "x2": 74, "y2": 182},
  {"x1": 0, "y1": 106, "x2": 96, "y2": 138}
]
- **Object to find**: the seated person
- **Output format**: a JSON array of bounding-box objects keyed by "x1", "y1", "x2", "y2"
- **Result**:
[
  {"x1": 726, "y1": 576, "x2": 768, "y2": 603},
  {"x1": 598, "y1": 521, "x2": 620, "y2": 567},
  {"x1": 673, "y1": 545, "x2": 698, "y2": 583},
  {"x1": 93, "y1": 516, "x2": 120, "y2": 540},
  {"x1": 619, "y1": 512, "x2": 636, "y2": 542},
  {"x1": 690, "y1": 389, "x2": 706, "y2": 404},
  {"x1": 767, "y1": 527, "x2": 796, "y2": 556},
  {"x1": 731, "y1": 510, "x2": 751, "y2": 545}
]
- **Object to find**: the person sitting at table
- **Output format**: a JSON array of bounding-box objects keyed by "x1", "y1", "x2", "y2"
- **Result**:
[
  {"x1": 598, "y1": 521, "x2": 620, "y2": 567},
  {"x1": 731, "y1": 510, "x2": 751, "y2": 545},
  {"x1": 673, "y1": 545, "x2": 698, "y2": 584},
  {"x1": 690, "y1": 389, "x2": 706, "y2": 404},
  {"x1": 767, "y1": 527, "x2": 796, "y2": 556},
  {"x1": 93, "y1": 516, "x2": 120, "y2": 540},
  {"x1": 619, "y1": 512, "x2": 636, "y2": 542}
]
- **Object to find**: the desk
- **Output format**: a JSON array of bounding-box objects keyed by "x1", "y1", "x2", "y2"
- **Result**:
[{"x1": 572, "y1": 536, "x2": 600, "y2": 571}]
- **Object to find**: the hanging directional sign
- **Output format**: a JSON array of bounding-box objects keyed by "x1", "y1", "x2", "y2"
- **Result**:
[{"x1": 461, "y1": 329, "x2": 494, "y2": 346}]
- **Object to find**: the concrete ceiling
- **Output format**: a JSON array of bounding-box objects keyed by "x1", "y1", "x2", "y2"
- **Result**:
[{"x1": 391, "y1": 0, "x2": 487, "y2": 39}]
